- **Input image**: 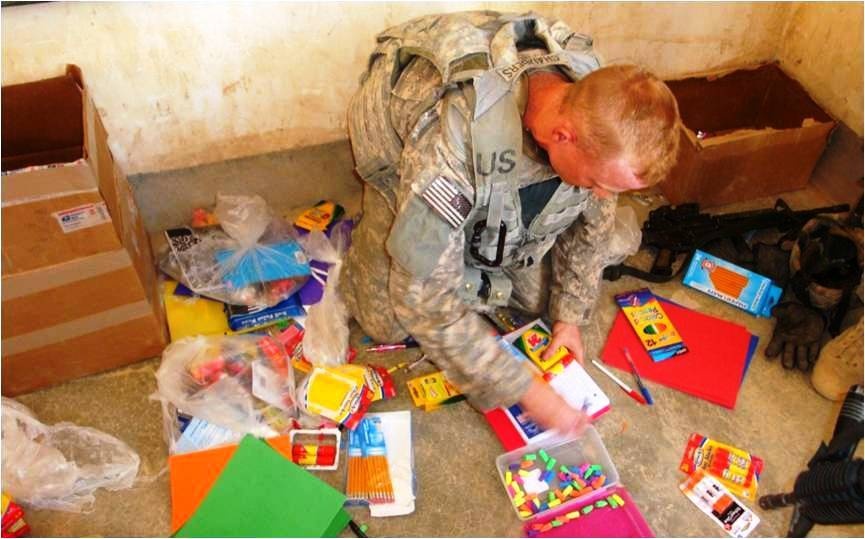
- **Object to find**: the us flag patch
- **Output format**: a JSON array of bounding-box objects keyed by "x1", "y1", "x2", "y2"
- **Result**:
[{"x1": 421, "y1": 177, "x2": 473, "y2": 228}]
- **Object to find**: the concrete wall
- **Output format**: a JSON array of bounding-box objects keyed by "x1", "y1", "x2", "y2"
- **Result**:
[
  {"x1": 778, "y1": 2, "x2": 864, "y2": 136},
  {"x1": 3, "y1": 1, "x2": 798, "y2": 175}
]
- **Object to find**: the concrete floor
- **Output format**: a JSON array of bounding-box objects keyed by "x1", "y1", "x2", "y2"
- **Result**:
[{"x1": 10, "y1": 144, "x2": 864, "y2": 538}]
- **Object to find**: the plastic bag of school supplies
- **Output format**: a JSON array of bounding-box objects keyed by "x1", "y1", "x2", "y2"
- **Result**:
[
  {"x1": 1, "y1": 398, "x2": 140, "y2": 513},
  {"x1": 299, "y1": 228, "x2": 350, "y2": 365},
  {"x1": 158, "y1": 193, "x2": 311, "y2": 307},
  {"x1": 154, "y1": 335, "x2": 298, "y2": 451}
]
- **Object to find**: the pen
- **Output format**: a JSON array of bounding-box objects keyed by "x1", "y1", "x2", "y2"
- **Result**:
[
  {"x1": 364, "y1": 343, "x2": 420, "y2": 353},
  {"x1": 591, "y1": 359, "x2": 646, "y2": 405},
  {"x1": 622, "y1": 347, "x2": 654, "y2": 405}
]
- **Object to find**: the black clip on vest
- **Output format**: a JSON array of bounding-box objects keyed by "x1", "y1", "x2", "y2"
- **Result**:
[{"x1": 469, "y1": 220, "x2": 507, "y2": 267}]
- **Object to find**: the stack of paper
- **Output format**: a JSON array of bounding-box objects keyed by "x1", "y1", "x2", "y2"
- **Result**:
[
  {"x1": 170, "y1": 435, "x2": 350, "y2": 537},
  {"x1": 601, "y1": 297, "x2": 758, "y2": 409}
]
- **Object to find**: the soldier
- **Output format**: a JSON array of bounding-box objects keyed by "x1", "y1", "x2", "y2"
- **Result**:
[{"x1": 342, "y1": 11, "x2": 681, "y2": 434}]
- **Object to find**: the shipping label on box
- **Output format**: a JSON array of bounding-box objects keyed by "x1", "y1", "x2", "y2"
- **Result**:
[{"x1": 52, "y1": 201, "x2": 111, "y2": 233}]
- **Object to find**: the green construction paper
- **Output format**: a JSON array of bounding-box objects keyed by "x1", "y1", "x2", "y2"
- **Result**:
[
  {"x1": 323, "y1": 509, "x2": 351, "y2": 537},
  {"x1": 175, "y1": 435, "x2": 348, "y2": 538}
]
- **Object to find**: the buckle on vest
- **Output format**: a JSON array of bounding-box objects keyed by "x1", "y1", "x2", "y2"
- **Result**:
[{"x1": 470, "y1": 220, "x2": 507, "y2": 267}]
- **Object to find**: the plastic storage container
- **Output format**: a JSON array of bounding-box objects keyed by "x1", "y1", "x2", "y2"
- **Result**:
[
  {"x1": 495, "y1": 427, "x2": 619, "y2": 522},
  {"x1": 522, "y1": 485, "x2": 653, "y2": 537}
]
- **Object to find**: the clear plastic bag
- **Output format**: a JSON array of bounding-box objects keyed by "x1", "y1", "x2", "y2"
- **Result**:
[
  {"x1": 153, "y1": 334, "x2": 297, "y2": 453},
  {"x1": 158, "y1": 194, "x2": 311, "y2": 307},
  {"x1": 602, "y1": 205, "x2": 642, "y2": 267},
  {"x1": 1, "y1": 398, "x2": 140, "y2": 513},
  {"x1": 299, "y1": 228, "x2": 351, "y2": 365}
]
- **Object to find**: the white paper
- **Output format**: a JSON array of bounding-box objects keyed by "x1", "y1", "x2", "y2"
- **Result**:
[
  {"x1": 368, "y1": 410, "x2": 415, "y2": 517},
  {"x1": 174, "y1": 416, "x2": 242, "y2": 454}
]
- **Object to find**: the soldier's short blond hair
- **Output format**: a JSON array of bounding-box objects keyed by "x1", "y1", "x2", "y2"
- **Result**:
[{"x1": 562, "y1": 65, "x2": 681, "y2": 187}]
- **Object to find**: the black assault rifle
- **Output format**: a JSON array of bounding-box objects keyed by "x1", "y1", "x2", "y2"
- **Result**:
[{"x1": 603, "y1": 198, "x2": 850, "y2": 283}]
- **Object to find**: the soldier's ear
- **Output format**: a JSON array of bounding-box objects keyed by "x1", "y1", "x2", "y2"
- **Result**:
[{"x1": 551, "y1": 124, "x2": 576, "y2": 144}]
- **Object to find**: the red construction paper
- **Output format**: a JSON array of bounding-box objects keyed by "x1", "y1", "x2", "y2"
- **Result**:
[{"x1": 601, "y1": 298, "x2": 753, "y2": 409}]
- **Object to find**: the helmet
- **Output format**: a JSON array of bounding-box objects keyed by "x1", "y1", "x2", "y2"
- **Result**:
[{"x1": 790, "y1": 215, "x2": 863, "y2": 311}]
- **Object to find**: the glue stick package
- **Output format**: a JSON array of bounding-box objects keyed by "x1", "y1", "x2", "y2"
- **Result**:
[
  {"x1": 679, "y1": 470, "x2": 760, "y2": 537},
  {"x1": 679, "y1": 433, "x2": 764, "y2": 500},
  {"x1": 615, "y1": 288, "x2": 687, "y2": 362}
]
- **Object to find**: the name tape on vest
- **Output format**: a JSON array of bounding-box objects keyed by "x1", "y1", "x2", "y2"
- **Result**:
[
  {"x1": 496, "y1": 53, "x2": 563, "y2": 82},
  {"x1": 421, "y1": 177, "x2": 473, "y2": 228}
]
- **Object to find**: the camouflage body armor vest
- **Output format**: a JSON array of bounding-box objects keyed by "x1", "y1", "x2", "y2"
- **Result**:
[{"x1": 349, "y1": 11, "x2": 602, "y2": 307}]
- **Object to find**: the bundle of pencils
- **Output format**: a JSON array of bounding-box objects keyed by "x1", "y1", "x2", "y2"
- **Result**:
[{"x1": 346, "y1": 416, "x2": 395, "y2": 504}]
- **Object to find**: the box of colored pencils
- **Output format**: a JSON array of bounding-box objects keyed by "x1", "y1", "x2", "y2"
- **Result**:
[
  {"x1": 346, "y1": 416, "x2": 395, "y2": 505},
  {"x1": 614, "y1": 288, "x2": 687, "y2": 362},
  {"x1": 682, "y1": 250, "x2": 782, "y2": 317}
]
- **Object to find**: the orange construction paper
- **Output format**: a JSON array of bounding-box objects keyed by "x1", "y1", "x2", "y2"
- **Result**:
[
  {"x1": 266, "y1": 435, "x2": 294, "y2": 460},
  {"x1": 169, "y1": 444, "x2": 238, "y2": 534},
  {"x1": 169, "y1": 436, "x2": 299, "y2": 534}
]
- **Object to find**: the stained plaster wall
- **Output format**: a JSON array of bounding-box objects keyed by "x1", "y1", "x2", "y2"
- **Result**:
[
  {"x1": 778, "y1": 2, "x2": 864, "y2": 136},
  {"x1": 3, "y1": 1, "x2": 801, "y2": 176}
]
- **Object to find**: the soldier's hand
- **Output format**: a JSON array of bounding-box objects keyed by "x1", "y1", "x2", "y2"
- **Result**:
[
  {"x1": 519, "y1": 378, "x2": 590, "y2": 437},
  {"x1": 544, "y1": 321, "x2": 585, "y2": 364},
  {"x1": 765, "y1": 302, "x2": 826, "y2": 371}
]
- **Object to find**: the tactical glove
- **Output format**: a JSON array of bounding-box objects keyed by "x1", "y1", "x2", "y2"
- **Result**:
[
  {"x1": 754, "y1": 242, "x2": 791, "y2": 287},
  {"x1": 765, "y1": 302, "x2": 826, "y2": 371}
]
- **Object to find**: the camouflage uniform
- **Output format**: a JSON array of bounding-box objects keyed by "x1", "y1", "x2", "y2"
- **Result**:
[{"x1": 342, "y1": 11, "x2": 617, "y2": 410}]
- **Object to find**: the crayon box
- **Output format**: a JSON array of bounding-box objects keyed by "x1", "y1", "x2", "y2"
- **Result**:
[
  {"x1": 682, "y1": 250, "x2": 783, "y2": 317},
  {"x1": 614, "y1": 288, "x2": 687, "y2": 362}
]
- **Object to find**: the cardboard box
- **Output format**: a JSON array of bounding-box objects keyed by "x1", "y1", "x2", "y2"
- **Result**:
[
  {"x1": 662, "y1": 63, "x2": 835, "y2": 208},
  {"x1": 1, "y1": 65, "x2": 167, "y2": 396}
]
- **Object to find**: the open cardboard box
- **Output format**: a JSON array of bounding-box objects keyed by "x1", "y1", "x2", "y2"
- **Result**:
[
  {"x1": 1, "y1": 65, "x2": 167, "y2": 396},
  {"x1": 662, "y1": 63, "x2": 835, "y2": 208}
]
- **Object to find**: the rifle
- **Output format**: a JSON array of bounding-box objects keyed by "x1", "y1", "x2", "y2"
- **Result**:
[{"x1": 603, "y1": 198, "x2": 850, "y2": 283}]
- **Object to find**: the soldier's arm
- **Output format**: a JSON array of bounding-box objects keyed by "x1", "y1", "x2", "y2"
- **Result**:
[
  {"x1": 548, "y1": 194, "x2": 618, "y2": 325},
  {"x1": 385, "y1": 99, "x2": 533, "y2": 411}
]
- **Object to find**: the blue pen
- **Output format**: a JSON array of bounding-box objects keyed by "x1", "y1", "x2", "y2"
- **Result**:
[{"x1": 622, "y1": 347, "x2": 654, "y2": 405}]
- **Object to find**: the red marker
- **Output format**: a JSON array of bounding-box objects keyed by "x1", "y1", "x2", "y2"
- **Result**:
[{"x1": 591, "y1": 359, "x2": 647, "y2": 405}]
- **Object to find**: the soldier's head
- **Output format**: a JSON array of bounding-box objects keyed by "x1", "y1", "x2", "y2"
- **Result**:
[{"x1": 531, "y1": 65, "x2": 680, "y2": 198}]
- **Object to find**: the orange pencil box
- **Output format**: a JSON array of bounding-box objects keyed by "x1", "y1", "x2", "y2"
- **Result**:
[{"x1": 682, "y1": 250, "x2": 782, "y2": 317}]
